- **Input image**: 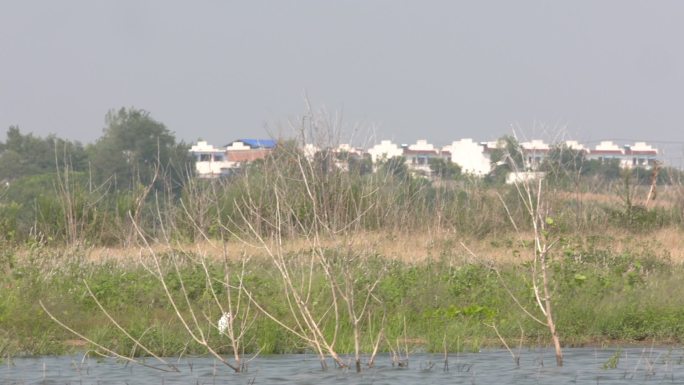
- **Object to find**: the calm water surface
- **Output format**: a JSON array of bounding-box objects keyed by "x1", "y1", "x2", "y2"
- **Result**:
[{"x1": 2, "y1": 348, "x2": 684, "y2": 384}]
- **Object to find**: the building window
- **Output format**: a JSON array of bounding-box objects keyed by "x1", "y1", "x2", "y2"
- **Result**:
[
  {"x1": 200, "y1": 154, "x2": 211, "y2": 162},
  {"x1": 213, "y1": 154, "x2": 224, "y2": 161}
]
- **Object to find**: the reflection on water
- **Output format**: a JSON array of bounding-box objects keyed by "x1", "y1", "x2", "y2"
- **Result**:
[{"x1": 2, "y1": 348, "x2": 684, "y2": 384}]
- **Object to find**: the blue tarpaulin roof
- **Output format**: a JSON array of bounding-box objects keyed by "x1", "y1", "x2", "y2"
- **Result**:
[{"x1": 225, "y1": 139, "x2": 277, "y2": 149}]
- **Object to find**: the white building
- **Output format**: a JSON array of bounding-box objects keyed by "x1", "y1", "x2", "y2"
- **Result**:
[
  {"x1": 587, "y1": 141, "x2": 625, "y2": 167},
  {"x1": 336, "y1": 143, "x2": 365, "y2": 156},
  {"x1": 443, "y1": 139, "x2": 491, "y2": 176},
  {"x1": 302, "y1": 143, "x2": 320, "y2": 160},
  {"x1": 563, "y1": 140, "x2": 587, "y2": 152},
  {"x1": 367, "y1": 140, "x2": 403, "y2": 163},
  {"x1": 329, "y1": 144, "x2": 368, "y2": 172},
  {"x1": 586, "y1": 141, "x2": 657, "y2": 169},
  {"x1": 404, "y1": 139, "x2": 440, "y2": 175},
  {"x1": 189, "y1": 141, "x2": 235, "y2": 178},
  {"x1": 625, "y1": 142, "x2": 658, "y2": 168},
  {"x1": 520, "y1": 139, "x2": 550, "y2": 170}
]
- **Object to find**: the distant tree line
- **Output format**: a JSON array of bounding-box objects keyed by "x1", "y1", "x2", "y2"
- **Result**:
[
  {"x1": 1, "y1": 110, "x2": 682, "y2": 246},
  {"x1": 0, "y1": 108, "x2": 194, "y2": 244},
  {"x1": 1, "y1": 107, "x2": 191, "y2": 189}
]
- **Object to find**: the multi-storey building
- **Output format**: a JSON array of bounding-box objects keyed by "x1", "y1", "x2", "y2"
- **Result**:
[
  {"x1": 367, "y1": 140, "x2": 403, "y2": 164},
  {"x1": 587, "y1": 141, "x2": 658, "y2": 169},
  {"x1": 190, "y1": 137, "x2": 660, "y2": 179},
  {"x1": 189, "y1": 141, "x2": 234, "y2": 178},
  {"x1": 442, "y1": 138, "x2": 491, "y2": 176},
  {"x1": 403, "y1": 139, "x2": 441, "y2": 175},
  {"x1": 191, "y1": 139, "x2": 276, "y2": 178}
]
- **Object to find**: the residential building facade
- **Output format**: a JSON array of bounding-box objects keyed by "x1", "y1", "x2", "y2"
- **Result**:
[
  {"x1": 190, "y1": 137, "x2": 660, "y2": 179},
  {"x1": 443, "y1": 138, "x2": 491, "y2": 176},
  {"x1": 404, "y1": 139, "x2": 441, "y2": 176},
  {"x1": 367, "y1": 140, "x2": 403, "y2": 164},
  {"x1": 189, "y1": 141, "x2": 234, "y2": 178},
  {"x1": 190, "y1": 139, "x2": 276, "y2": 178}
]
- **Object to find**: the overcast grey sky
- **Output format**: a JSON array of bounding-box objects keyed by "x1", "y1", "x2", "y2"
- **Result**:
[{"x1": 2, "y1": 1, "x2": 684, "y2": 157}]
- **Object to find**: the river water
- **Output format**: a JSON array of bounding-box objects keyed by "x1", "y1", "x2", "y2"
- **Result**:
[{"x1": 2, "y1": 347, "x2": 683, "y2": 384}]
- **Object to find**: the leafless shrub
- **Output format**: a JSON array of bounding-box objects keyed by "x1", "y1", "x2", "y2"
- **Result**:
[
  {"x1": 226, "y1": 102, "x2": 387, "y2": 371},
  {"x1": 463, "y1": 132, "x2": 565, "y2": 367}
]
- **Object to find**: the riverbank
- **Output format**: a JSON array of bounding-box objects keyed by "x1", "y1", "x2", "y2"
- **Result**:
[{"x1": 2, "y1": 229, "x2": 684, "y2": 359}]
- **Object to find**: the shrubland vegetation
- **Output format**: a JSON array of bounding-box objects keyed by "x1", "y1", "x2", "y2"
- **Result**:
[
  {"x1": 2, "y1": 107, "x2": 684, "y2": 370},
  {"x1": 1, "y1": 109, "x2": 682, "y2": 246}
]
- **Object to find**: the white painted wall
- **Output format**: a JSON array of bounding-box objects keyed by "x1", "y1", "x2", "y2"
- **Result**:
[
  {"x1": 408, "y1": 139, "x2": 436, "y2": 152},
  {"x1": 189, "y1": 141, "x2": 235, "y2": 177},
  {"x1": 336, "y1": 143, "x2": 364, "y2": 156},
  {"x1": 302, "y1": 143, "x2": 320, "y2": 160},
  {"x1": 445, "y1": 138, "x2": 491, "y2": 176},
  {"x1": 190, "y1": 140, "x2": 220, "y2": 153},
  {"x1": 630, "y1": 142, "x2": 657, "y2": 153},
  {"x1": 367, "y1": 140, "x2": 403, "y2": 163},
  {"x1": 594, "y1": 140, "x2": 623, "y2": 153},
  {"x1": 520, "y1": 139, "x2": 550, "y2": 151},
  {"x1": 563, "y1": 140, "x2": 586, "y2": 151},
  {"x1": 225, "y1": 141, "x2": 251, "y2": 151}
]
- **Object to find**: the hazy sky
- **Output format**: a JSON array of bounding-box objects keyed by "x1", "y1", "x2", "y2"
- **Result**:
[{"x1": 2, "y1": 1, "x2": 684, "y2": 159}]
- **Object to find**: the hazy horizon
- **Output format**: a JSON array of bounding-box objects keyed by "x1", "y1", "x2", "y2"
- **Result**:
[{"x1": 3, "y1": 1, "x2": 684, "y2": 164}]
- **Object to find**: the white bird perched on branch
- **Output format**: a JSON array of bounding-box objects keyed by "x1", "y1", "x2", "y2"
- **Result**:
[{"x1": 218, "y1": 312, "x2": 231, "y2": 335}]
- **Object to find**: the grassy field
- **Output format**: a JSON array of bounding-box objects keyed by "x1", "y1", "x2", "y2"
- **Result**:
[
  {"x1": 2, "y1": 141, "x2": 684, "y2": 368},
  {"x1": 2, "y1": 228, "x2": 684, "y2": 360}
]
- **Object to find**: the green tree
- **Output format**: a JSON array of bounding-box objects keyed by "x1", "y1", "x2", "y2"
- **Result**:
[
  {"x1": 582, "y1": 158, "x2": 621, "y2": 180},
  {"x1": 88, "y1": 108, "x2": 192, "y2": 190},
  {"x1": 540, "y1": 144, "x2": 587, "y2": 186},
  {"x1": 486, "y1": 135, "x2": 524, "y2": 184},
  {"x1": 379, "y1": 156, "x2": 409, "y2": 179},
  {"x1": 543, "y1": 145, "x2": 586, "y2": 174},
  {"x1": 428, "y1": 158, "x2": 461, "y2": 180},
  {"x1": 343, "y1": 153, "x2": 372, "y2": 176},
  {"x1": 0, "y1": 126, "x2": 87, "y2": 182}
]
